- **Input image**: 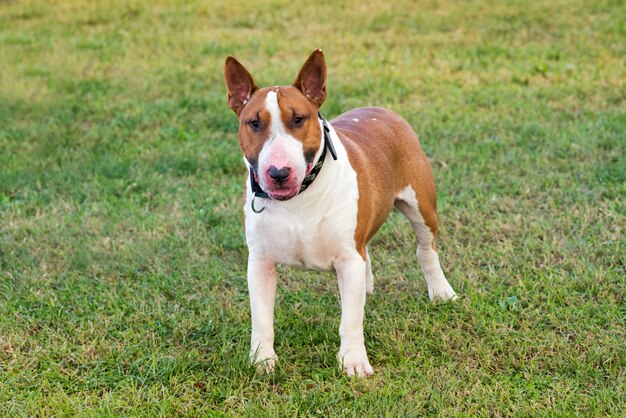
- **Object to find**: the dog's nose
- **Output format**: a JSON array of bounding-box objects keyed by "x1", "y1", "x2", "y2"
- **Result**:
[{"x1": 268, "y1": 165, "x2": 291, "y2": 184}]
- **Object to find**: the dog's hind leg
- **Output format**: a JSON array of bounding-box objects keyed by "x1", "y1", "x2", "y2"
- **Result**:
[{"x1": 394, "y1": 186, "x2": 457, "y2": 301}]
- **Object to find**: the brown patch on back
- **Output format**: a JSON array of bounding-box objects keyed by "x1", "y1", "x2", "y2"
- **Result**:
[{"x1": 332, "y1": 107, "x2": 439, "y2": 259}]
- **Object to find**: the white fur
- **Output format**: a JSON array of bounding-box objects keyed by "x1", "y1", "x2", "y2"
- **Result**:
[
  {"x1": 244, "y1": 120, "x2": 373, "y2": 376},
  {"x1": 365, "y1": 246, "x2": 374, "y2": 294},
  {"x1": 395, "y1": 186, "x2": 457, "y2": 301},
  {"x1": 256, "y1": 91, "x2": 308, "y2": 193}
]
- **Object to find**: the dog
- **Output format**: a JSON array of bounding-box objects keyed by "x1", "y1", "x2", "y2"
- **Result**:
[{"x1": 223, "y1": 49, "x2": 457, "y2": 377}]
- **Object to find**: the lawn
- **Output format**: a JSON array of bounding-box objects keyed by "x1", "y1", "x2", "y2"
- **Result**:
[{"x1": 1, "y1": 0, "x2": 624, "y2": 415}]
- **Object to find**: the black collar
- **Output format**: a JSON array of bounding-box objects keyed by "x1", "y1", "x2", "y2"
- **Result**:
[{"x1": 249, "y1": 112, "x2": 337, "y2": 212}]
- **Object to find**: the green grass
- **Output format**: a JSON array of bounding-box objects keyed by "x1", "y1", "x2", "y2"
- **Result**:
[{"x1": 1, "y1": 0, "x2": 624, "y2": 415}]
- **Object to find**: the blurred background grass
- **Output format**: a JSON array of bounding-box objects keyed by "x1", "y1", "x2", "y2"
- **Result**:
[{"x1": 0, "y1": 0, "x2": 624, "y2": 415}]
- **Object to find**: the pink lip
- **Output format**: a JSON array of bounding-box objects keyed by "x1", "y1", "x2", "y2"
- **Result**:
[{"x1": 267, "y1": 186, "x2": 299, "y2": 201}]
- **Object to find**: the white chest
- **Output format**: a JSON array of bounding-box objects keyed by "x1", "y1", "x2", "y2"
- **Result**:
[{"x1": 249, "y1": 213, "x2": 339, "y2": 270}]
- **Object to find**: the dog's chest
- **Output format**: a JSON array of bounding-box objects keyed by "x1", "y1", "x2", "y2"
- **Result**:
[
  {"x1": 245, "y1": 167, "x2": 359, "y2": 271},
  {"x1": 262, "y1": 216, "x2": 336, "y2": 270},
  {"x1": 246, "y1": 194, "x2": 358, "y2": 271}
]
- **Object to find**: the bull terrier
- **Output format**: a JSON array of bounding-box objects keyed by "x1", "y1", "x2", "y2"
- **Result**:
[{"x1": 223, "y1": 49, "x2": 457, "y2": 377}]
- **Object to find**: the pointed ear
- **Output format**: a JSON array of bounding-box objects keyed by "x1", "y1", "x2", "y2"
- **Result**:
[
  {"x1": 224, "y1": 56, "x2": 259, "y2": 115},
  {"x1": 293, "y1": 49, "x2": 327, "y2": 107}
]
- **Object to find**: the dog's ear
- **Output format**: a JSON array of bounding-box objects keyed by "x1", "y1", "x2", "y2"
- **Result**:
[
  {"x1": 294, "y1": 49, "x2": 327, "y2": 107},
  {"x1": 224, "y1": 56, "x2": 259, "y2": 115}
]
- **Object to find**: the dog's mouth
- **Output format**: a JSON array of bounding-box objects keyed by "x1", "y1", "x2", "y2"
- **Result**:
[
  {"x1": 253, "y1": 169, "x2": 301, "y2": 201},
  {"x1": 266, "y1": 186, "x2": 299, "y2": 201}
]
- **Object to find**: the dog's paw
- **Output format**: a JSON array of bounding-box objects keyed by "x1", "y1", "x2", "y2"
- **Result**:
[
  {"x1": 428, "y1": 282, "x2": 457, "y2": 302},
  {"x1": 338, "y1": 345, "x2": 374, "y2": 377},
  {"x1": 250, "y1": 349, "x2": 278, "y2": 374}
]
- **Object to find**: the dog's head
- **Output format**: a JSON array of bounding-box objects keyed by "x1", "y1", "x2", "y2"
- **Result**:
[{"x1": 224, "y1": 49, "x2": 327, "y2": 201}]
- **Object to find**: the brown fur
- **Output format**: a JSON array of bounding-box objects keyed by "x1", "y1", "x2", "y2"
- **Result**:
[
  {"x1": 224, "y1": 56, "x2": 258, "y2": 115},
  {"x1": 233, "y1": 86, "x2": 324, "y2": 167},
  {"x1": 332, "y1": 107, "x2": 438, "y2": 259}
]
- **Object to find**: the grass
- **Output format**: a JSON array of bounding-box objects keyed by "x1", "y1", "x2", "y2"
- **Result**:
[{"x1": 0, "y1": 0, "x2": 624, "y2": 415}]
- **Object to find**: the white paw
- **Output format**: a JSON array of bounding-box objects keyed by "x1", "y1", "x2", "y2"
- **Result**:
[
  {"x1": 250, "y1": 348, "x2": 277, "y2": 374},
  {"x1": 338, "y1": 345, "x2": 374, "y2": 377},
  {"x1": 428, "y1": 282, "x2": 458, "y2": 302}
]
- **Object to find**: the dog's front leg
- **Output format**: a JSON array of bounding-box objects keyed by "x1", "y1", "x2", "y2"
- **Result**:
[
  {"x1": 335, "y1": 255, "x2": 374, "y2": 377},
  {"x1": 247, "y1": 254, "x2": 278, "y2": 373}
]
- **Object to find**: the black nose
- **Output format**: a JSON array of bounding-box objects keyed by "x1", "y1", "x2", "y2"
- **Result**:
[{"x1": 268, "y1": 165, "x2": 291, "y2": 183}]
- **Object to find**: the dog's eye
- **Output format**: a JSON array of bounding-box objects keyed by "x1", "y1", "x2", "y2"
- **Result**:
[
  {"x1": 293, "y1": 116, "x2": 304, "y2": 127},
  {"x1": 248, "y1": 120, "x2": 261, "y2": 130}
]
